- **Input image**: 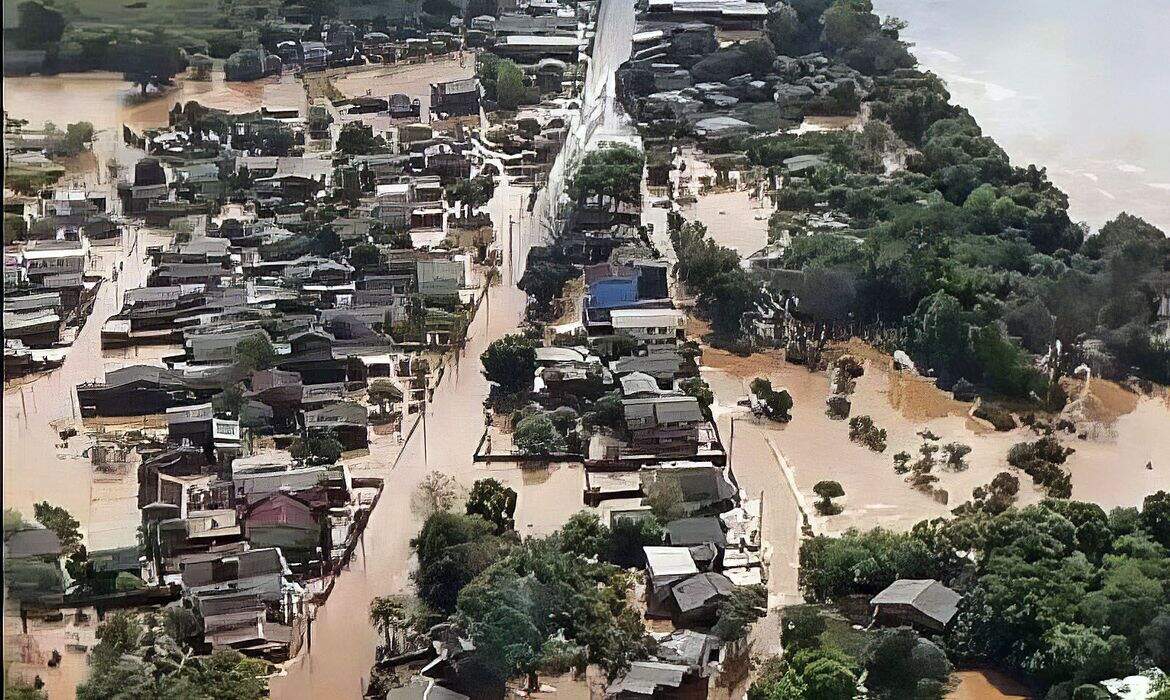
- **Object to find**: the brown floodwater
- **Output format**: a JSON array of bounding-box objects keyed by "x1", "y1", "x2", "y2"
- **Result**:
[
  {"x1": 948, "y1": 669, "x2": 1032, "y2": 700},
  {"x1": 3, "y1": 228, "x2": 176, "y2": 549},
  {"x1": 686, "y1": 189, "x2": 773, "y2": 257},
  {"x1": 701, "y1": 341, "x2": 1170, "y2": 536},
  {"x1": 3, "y1": 70, "x2": 307, "y2": 188},
  {"x1": 331, "y1": 55, "x2": 474, "y2": 124},
  {"x1": 268, "y1": 174, "x2": 543, "y2": 698}
]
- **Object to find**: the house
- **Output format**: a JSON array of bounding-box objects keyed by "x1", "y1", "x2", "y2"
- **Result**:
[
  {"x1": 416, "y1": 259, "x2": 465, "y2": 298},
  {"x1": 641, "y1": 462, "x2": 737, "y2": 515},
  {"x1": 585, "y1": 263, "x2": 639, "y2": 310},
  {"x1": 179, "y1": 547, "x2": 295, "y2": 604},
  {"x1": 493, "y1": 35, "x2": 580, "y2": 62},
  {"x1": 870, "y1": 579, "x2": 963, "y2": 633},
  {"x1": 610, "y1": 308, "x2": 686, "y2": 347},
  {"x1": 619, "y1": 371, "x2": 675, "y2": 398},
  {"x1": 782, "y1": 154, "x2": 829, "y2": 176},
  {"x1": 605, "y1": 661, "x2": 695, "y2": 698},
  {"x1": 302, "y1": 41, "x2": 330, "y2": 70},
  {"x1": 243, "y1": 492, "x2": 325, "y2": 568},
  {"x1": 669, "y1": 572, "x2": 736, "y2": 626},
  {"x1": 643, "y1": 545, "x2": 699, "y2": 611},
  {"x1": 622, "y1": 395, "x2": 706, "y2": 457},
  {"x1": 664, "y1": 517, "x2": 727, "y2": 550},
  {"x1": 611, "y1": 351, "x2": 688, "y2": 386},
  {"x1": 167, "y1": 402, "x2": 215, "y2": 447},
  {"x1": 653, "y1": 629, "x2": 722, "y2": 669},
  {"x1": 388, "y1": 93, "x2": 422, "y2": 119},
  {"x1": 430, "y1": 78, "x2": 481, "y2": 119},
  {"x1": 303, "y1": 401, "x2": 369, "y2": 450},
  {"x1": 194, "y1": 590, "x2": 269, "y2": 648},
  {"x1": 3, "y1": 309, "x2": 62, "y2": 347},
  {"x1": 3, "y1": 528, "x2": 65, "y2": 602},
  {"x1": 645, "y1": 0, "x2": 767, "y2": 28},
  {"x1": 77, "y1": 365, "x2": 221, "y2": 417}
]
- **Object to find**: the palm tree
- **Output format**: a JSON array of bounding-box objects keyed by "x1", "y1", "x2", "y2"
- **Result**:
[{"x1": 369, "y1": 596, "x2": 408, "y2": 656}]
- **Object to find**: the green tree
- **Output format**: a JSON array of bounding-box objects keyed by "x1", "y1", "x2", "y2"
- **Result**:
[
  {"x1": 289, "y1": 432, "x2": 343, "y2": 464},
  {"x1": 813, "y1": 481, "x2": 845, "y2": 515},
  {"x1": 679, "y1": 377, "x2": 714, "y2": 416},
  {"x1": 412, "y1": 512, "x2": 495, "y2": 569},
  {"x1": 337, "y1": 122, "x2": 388, "y2": 155},
  {"x1": 559, "y1": 511, "x2": 609, "y2": 559},
  {"x1": 908, "y1": 290, "x2": 973, "y2": 384},
  {"x1": 712, "y1": 584, "x2": 768, "y2": 641},
  {"x1": 495, "y1": 59, "x2": 527, "y2": 111},
  {"x1": 862, "y1": 628, "x2": 952, "y2": 699},
  {"x1": 118, "y1": 36, "x2": 187, "y2": 95},
  {"x1": 750, "y1": 378, "x2": 793, "y2": 421},
  {"x1": 16, "y1": 1, "x2": 66, "y2": 48},
  {"x1": 513, "y1": 414, "x2": 567, "y2": 455},
  {"x1": 4, "y1": 213, "x2": 29, "y2": 245},
  {"x1": 349, "y1": 243, "x2": 382, "y2": 272},
  {"x1": 780, "y1": 605, "x2": 827, "y2": 652},
  {"x1": 570, "y1": 144, "x2": 645, "y2": 211},
  {"x1": 466, "y1": 478, "x2": 518, "y2": 533},
  {"x1": 33, "y1": 501, "x2": 81, "y2": 554},
  {"x1": 644, "y1": 478, "x2": 686, "y2": 522},
  {"x1": 703, "y1": 269, "x2": 761, "y2": 338},
  {"x1": 480, "y1": 334, "x2": 538, "y2": 395},
  {"x1": 4, "y1": 508, "x2": 31, "y2": 537},
  {"x1": 605, "y1": 516, "x2": 664, "y2": 568},
  {"x1": 235, "y1": 334, "x2": 276, "y2": 372}
]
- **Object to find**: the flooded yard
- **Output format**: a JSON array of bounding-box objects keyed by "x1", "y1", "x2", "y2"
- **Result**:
[
  {"x1": 4, "y1": 70, "x2": 306, "y2": 187},
  {"x1": 331, "y1": 55, "x2": 474, "y2": 123},
  {"x1": 701, "y1": 340, "x2": 1170, "y2": 536}
]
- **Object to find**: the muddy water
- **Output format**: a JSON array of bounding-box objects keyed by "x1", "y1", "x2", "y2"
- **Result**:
[
  {"x1": 331, "y1": 56, "x2": 474, "y2": 124},
  {"x1": 948, "y1": 669, "x2": 1032, "y2": 700},
  {"x1": 686, "y1": 190, "x2": 773, "y2": 257},
  {"x1": 3, "y1": 228, "x2": 176, "y2": 550},
  {"x1": 3, "y1": 70, "x2": 307, "y2": 186},
  {"x1": 268, "y1": 172, "x2": 541, "y2": 697},
  {"x1": 703, "y1": 345, "x2": 1170, "y2": 536}
]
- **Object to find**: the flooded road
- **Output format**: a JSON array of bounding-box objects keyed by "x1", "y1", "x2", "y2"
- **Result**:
[
  {"x1": 3, "y1": 227, "x2": 175, "y2": 551},
  {"x1": 269, "y1": 173, "x2": 538, "y2": 698}
]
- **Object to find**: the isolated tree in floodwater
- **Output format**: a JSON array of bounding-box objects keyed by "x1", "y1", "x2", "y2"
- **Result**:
[
  {"x1": 480, "y1": 334, "x2": 537, "y2": 395},
  {"x1": 813, "y1": 481, "x2": 845, "y2": 515}
]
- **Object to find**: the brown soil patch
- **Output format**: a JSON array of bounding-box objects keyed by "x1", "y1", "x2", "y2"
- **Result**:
[
  {"x1": 702, "y1": 345, "x2": 789, "y2": 378},
  {"x1": 1061, "y1": 376, "x2": 1140, "y2": 425},
  {"x1": 886, "y1": 371, "x2": 971, "y2": 422},
  {"x1": 827, "y1": 338, "x2": 893, "y2": 369}
]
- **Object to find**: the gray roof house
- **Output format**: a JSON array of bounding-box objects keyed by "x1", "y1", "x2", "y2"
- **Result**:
[
  {"x1": 669, "y1": 571, "x2": 736, "y2": 625},
  {"x1": 870, "y1": 579, "x2": 963, "y2": 633}
]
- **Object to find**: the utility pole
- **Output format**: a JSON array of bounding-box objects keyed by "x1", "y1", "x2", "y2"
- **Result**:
[
  {"x1": 728, "y1": 416, "x2": 735, "y2": 470},
  {"x1": 507, "y1": 215, "x2": 515, "y2": 283},
  {"x1": 420, "y1": 400, "x2": 429, "y2": 467}
]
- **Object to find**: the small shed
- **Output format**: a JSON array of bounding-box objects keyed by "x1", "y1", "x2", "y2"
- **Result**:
[{"x1": 870, "y1": 578, "x2": 962, "y2": 633}]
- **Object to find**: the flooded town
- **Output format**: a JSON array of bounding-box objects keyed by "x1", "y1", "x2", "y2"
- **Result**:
[{"x1": 3, "y1": 0, "x2": 1170, "y2": 699}]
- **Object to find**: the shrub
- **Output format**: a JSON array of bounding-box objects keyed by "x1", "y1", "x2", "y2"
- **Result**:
[{"x1": 848, "y1": 415, "x2": 887, "y2": 452}]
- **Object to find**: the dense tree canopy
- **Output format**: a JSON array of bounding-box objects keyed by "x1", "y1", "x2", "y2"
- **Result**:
[
  {"x1": 480, "y1": 334, "x2": 538, "y2": 395},
  {"x1": 798, "y1": 494, "x2": 1170, "y2": 692},
  {"x1": 570, "y1": 145, "x2": 645, "y2": 211}
]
